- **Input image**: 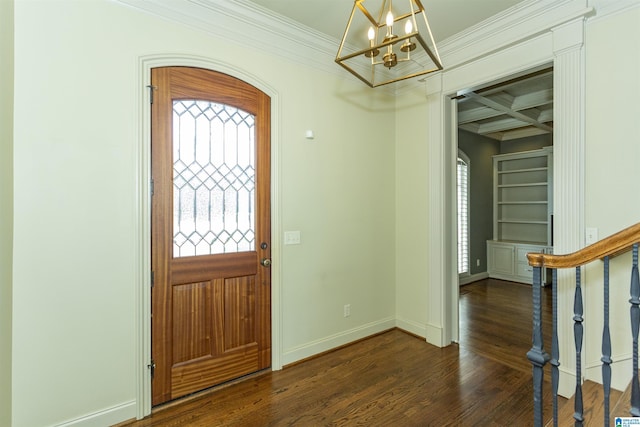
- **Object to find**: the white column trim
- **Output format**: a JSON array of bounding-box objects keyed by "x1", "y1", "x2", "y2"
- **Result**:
[
  {"x1": 550, "y1": 17, "x2": 587, "y2": 397},
  {"x1": 425, "y1": 73, "x2": 454, "y2": 347}
]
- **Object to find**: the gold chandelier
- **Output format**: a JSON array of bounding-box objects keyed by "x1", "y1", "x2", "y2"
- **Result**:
[{"x1": 335, "y1": 0, "x2": 443, "y2": 88}]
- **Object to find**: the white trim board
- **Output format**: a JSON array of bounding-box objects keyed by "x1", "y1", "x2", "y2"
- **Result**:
[
  {"x1": 459, "y1": 272, "x2": 489, "y2": 286},
  {"x1": 395, "y1": 317, "x2": 428, "y2": 339},
  {"x1": 281, "y1": 318, "x2": 396, "y2": 366},
  {"x1": 54, "y1": 401, "x2": 136, "y2": 427}
]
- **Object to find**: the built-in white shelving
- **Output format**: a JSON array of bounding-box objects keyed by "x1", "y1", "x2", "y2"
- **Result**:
[{"x1": 487, "y1": 147, "x2": 553, "y2": 284}]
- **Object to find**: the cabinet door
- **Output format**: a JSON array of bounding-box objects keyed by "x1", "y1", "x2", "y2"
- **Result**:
[
  {"x1": 515, "y1": 245, "x2": 548, "y2": 284},
  {"x1": 488, "y1": 242, "x2": 514, "y2": 276}
]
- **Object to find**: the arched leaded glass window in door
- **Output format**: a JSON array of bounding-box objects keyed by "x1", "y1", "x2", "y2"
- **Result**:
[{"x1": 172, "y1": 100, "x2": 255, "y2": 257}]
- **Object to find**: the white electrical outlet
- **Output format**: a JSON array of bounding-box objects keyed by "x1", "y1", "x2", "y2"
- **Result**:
[
  {"x1": 343, "y1": 304, "x2": 351, "y2": 318},
  {"x1": 476, "y1": 259, "x2": 480, "y2": 267}
]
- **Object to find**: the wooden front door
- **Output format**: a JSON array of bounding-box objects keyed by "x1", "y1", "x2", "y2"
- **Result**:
[{"x1": 151, "y1": 66, "x2": 271, "y2": 406}]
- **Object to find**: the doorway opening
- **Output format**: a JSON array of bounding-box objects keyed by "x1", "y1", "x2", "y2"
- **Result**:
[{"x1": 455, "y1": 66, "x2": 554, "y2": 341}]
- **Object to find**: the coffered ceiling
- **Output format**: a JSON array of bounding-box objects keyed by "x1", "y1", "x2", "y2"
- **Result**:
[{"x1": 457, "y1": 68, "x2": 554, "y2": 141}]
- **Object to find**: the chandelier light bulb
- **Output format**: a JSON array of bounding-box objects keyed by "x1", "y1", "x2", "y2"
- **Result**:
[
  {"x1": 364, "y1": 25, "x2": 380, "y2": 58},
  {"x1": 401, "y1": 14, "x2": 416, "y2": 53},
  {"x1": 386, "y1": 11, "x2": 394, "y2": 28},
  {"x1": 383, "y1": 9, "x2": 397, "y2": 42},
  {"x1": 405, "y1": 20, "x2": 413, "y2": 34}
]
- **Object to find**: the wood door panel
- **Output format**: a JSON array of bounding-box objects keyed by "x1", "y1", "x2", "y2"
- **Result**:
[
  {"x1": 171, "y1": 252, "x2": 258, "y2": 284},
  {"x1": 170, "y1": 344, "x2": 259, "y2": 399},
  {"x1": 171, "y1": 276, "x2": 259, "y2": 364},
  {"x1": 171, "y1": 281, "x2": 215, "y2": 364},
  {"x1": 224, "y1": 276, "x2": 257, "y2": 350}
]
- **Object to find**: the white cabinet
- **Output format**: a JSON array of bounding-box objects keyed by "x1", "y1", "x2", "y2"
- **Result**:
[
  {"x1": 487, "y1": 147, "x2": 553, "y2": 284},
  {"x1": 487, "y1": 241, "x2": 551, "y2": 284},
  {"x1": 487, "y1": 241, "x2": 514, "y2": 277}
]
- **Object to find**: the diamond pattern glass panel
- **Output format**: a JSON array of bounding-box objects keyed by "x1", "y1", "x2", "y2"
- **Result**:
[{"x1": 173, "y1": 100, "x2": 255, "y2": 257}]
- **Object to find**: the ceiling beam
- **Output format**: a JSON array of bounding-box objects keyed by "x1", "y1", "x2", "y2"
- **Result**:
[
  {"x1": 476, "y1": 68, "x2": 553, "y2": 96},
  {"x1": 476, "y1": 117, "x2": 532, "y2": 134},
  {"x1": 458, "y1": 105, "x2": 504, "y2": 124},
  {"x1": 537, "y1": 108, "x2": 553, "y2": 123},
  {"x1": 463, "y1": 91, "x2": 553, "y2": 133},
  {"x1": 501, "y1": 127, "x2": 551, "y2": 141},
  {"x1": 511, "y1": 88, "x2": 553, "y2": 111},
  {"x1": 459, "y1": 124, "x2": 551, "y2": 141}
]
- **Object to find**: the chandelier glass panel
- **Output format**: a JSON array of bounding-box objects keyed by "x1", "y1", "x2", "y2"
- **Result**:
[{"x1": 335, "y1": 0, "x2": 443, "y2": 87}]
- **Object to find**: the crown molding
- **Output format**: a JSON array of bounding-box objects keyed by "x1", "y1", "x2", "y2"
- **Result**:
[
  {"x1": 115, "y1": 0, "x2": 354, "y2": 82},
  {"x1": 587, "y1": 0, "x2": 640, "y2": 23},
  {"x1": 115, "y1": 0, "x2": 627, "y2": 95},
  {"x1": 437, "y1": 0, "x2": 593, "y2": 72}
]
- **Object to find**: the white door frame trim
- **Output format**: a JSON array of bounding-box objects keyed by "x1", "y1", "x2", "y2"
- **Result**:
[
  {"x1": 133, "y1": 54, "x2": 282, "y2": 419},
  {"x1": 425, "y1": 11, "x2": 590, "y2": 396}
]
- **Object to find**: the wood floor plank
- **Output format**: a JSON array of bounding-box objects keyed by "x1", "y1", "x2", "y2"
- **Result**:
[{"x1": 118, "y1": 279, "x2": 560, "y2": 426}]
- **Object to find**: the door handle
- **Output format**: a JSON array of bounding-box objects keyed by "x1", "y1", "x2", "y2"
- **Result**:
[{"x1": 260, "y1": 258, "x2": 272, "y2": 267}]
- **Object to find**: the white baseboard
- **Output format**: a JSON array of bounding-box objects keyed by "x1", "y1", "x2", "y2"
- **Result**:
[
  {"x1": 585, "y1": 354, "x2": 633, "y2": 392},
  {"x1": 425, "y1": 322, "x2": 445, "y2": 347},
  {"x1": 558, "y1": 366, "x2": 578, "y2": 398},
  {"x1": 54, "y1": 400, "x2": 137, "y2": 427},
  {"x1": 459, "y1": 272, "x2": 489, "y2": 286},
  {"x1": 281, "y1": 317, "x2": 396, "y2": 366},
  {"x1": 395, "y1": 317, "x2": 427, "y2": 338}
]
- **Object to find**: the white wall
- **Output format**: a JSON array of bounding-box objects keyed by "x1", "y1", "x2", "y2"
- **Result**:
[
  {"x1": 395, "y1": 90, "x2": 430, "y2": 337},
  {"x1": 12, "y1": 0, "x2": 396, "y2": 425},
  {"x1": 279, "y1": 70, "x2": 397, "y2": 363},
  {"x1": 11, "y1": 0, "x2": 640, "y2": 424},
  {"x1": 585, "y1": 5, "x2": 640, "y2": 237},
  {"x1": 583, "y1": 4, "x2": 640, "y2": 388},
  {"x1": 1, "y1": 0, "x2": 14, "y2": 425}
]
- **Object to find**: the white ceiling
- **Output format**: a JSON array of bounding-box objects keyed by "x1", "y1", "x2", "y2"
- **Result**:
[
  {"x1": 243, "y1": 0, "x2": 552, "y2": 141},
  {"x1": 245, "y1": 0, "x2": 527, "y2": 43}
]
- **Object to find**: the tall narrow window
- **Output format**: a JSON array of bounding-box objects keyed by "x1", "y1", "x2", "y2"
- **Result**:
[{"x1": 457, "y1": 151, "x2": 470, "y2": 276}]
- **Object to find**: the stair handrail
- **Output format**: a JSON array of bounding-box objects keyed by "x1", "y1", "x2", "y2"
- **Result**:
[
  {"x1": 527, "y1": 222, "x2": 640, "y2": 268},
  {"x1": 526, "y1": 221, "x2": 640, "y2": 426}
]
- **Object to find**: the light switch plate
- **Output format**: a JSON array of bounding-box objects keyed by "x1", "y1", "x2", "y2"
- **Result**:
[
  {"x1": 586, "y1": 227, "x2": 598, "y2": 245},
  {"x1": 284, "y1": 230, "x2": 301, "y2": 245}
]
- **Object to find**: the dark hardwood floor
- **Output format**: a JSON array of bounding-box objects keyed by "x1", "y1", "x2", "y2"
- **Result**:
[
  {"x1": 118, "y1": 278, "x2": 557, "y2": 426},
  {"x1": 459, "y1": 278, "x2": 553, "y2": 375}
]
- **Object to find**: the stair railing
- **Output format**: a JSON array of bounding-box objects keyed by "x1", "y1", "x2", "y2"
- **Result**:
[{"x1": 527, "y1": 222, "x2": 640, "y2": 427}]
